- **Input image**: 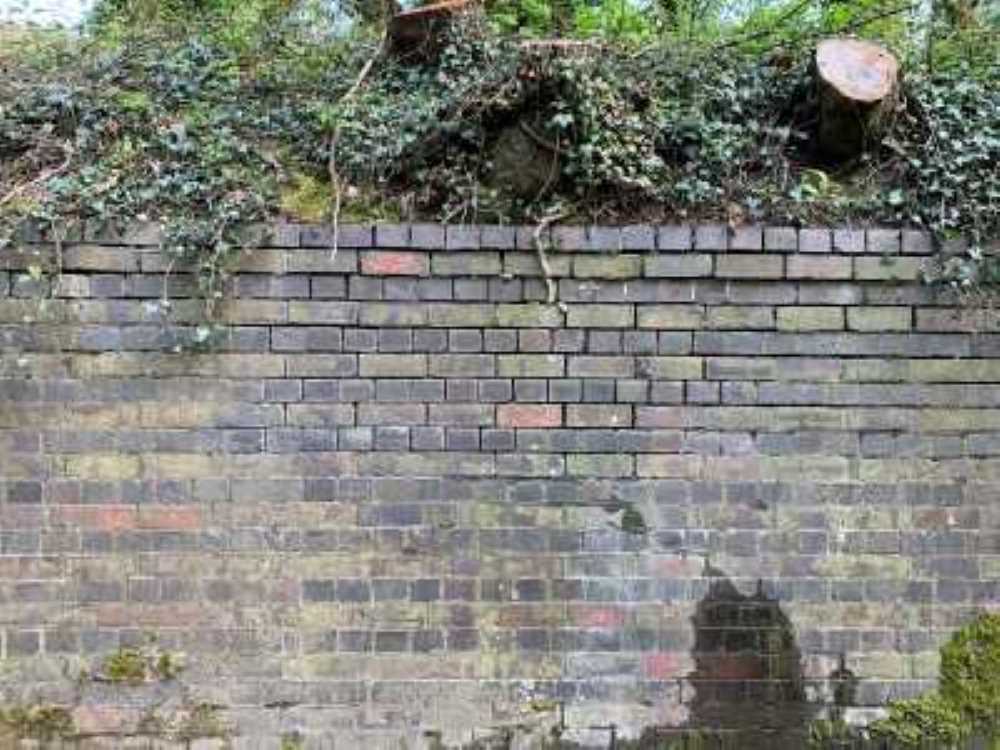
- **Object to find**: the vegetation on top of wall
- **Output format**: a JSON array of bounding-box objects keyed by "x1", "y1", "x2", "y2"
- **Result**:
[{"x1": 0, "y1": 0, "x2": 997, "y2": 311}]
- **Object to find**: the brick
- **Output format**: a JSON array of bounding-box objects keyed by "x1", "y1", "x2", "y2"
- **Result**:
[
  {"x1": 567, "y1": 356, "x2": 634, "y2": 378},
  {"x1": 798, "y1": 228, "x2": 832, "y2": 253},
  {"x1": 359, "y1": 354, "x2": 427, "y2": 377},
  {"x1": 657, "y1": 225, "x2": 692, "y2": 250},
  {"x1": 566, "y1": 405, "x2": 631, "y2": 427},
  {"x1": 828, "y1": 228, "x2": 863, "y2": 254},
  {"x1": 566, "y1": 304, "x2": 633, "y2": 328},
  {"x1": 444, "y1": 225, "x2": 480, "y2": 250},
  {"x1": 479, "y1": 224, "x2": 516, "y2": 249},
  {"x1": 637, "y1": 305, "x2": 703, "y2": 329},
  {"x1": 361, "y1": 251, "x2": 429, "y2": 276},
  {"x1": 729, "y1": 225, "x2": 762, "y2": 251},
  {"x1": 787, "y1": 255, "x2": 852, "y2": 280},
  {"x1": 497, "y1": 354, "x2": 563, "y2": 377},
  {"x1": 431, "y1": 354, "x2": 496, "y2": 377},
  {"x1": 432, "y1": 252, "x2": 501, "y2": 275},
  {"x1": 636, "y1": 356, "x2": 703, "y2": 379},
  {"x1": 715, "y1": 254, "x2": 783, "y2": 279},
  {"x1": 497, "y1": 303, "x2": 563, "y2": 328},
  {"x1": 694, "y1": 224, "x2": 728, "y2": 250},
  {"x1": 372, "y1": 224, "x2": 407, "y2": 249},
  {"x1": 902, "y1": 230, "x2": 934, "y2": 255},
  {"x1": 854, "y1": 256, "x2": 923, "y2": 281},
  {"x1": 847, "y1": 307, "x2": 911, "y2": 332},
  {"x1": 620, "y1": 225, "x2": 655, "y2": 251},
  {"x1": 498, "y1": 405, "x2": 561, "y2": 428},
  {"x1": 644, "y1": 254, "x2": 712, "y2": 278},
  {"x1": 867, "y1": 229, "x2": 901, "y2": 254},
  {"x1": 764, "y1": 226, "x2": 798, "y2": 251},
  {"x1": 777, "y1": 307, "x2": 845, "y2": 331},
  {"x1": 573, "y1": 255, "x2": 641, "y2": 279},
  {"x1": 706, "y1": 306, "x2": 774, "y2": 330}
]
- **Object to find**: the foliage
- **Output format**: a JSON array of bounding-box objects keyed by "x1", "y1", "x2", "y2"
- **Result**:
[
  {"x1": 0, "y1": 705, "x2": 75, "y2": 741},
  {"x1": 869, "y1": 613, "x2": 1000, "y2": 748},
  {"x1": 870, "y1": 693, "x2": 969, "y2": 748},
  {"x1": 101, "y1": 646, "x2": 185, "y2": 683}
]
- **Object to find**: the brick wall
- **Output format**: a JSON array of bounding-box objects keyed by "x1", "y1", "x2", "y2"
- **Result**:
[{"x1": 0, "y1": 222, "x2": 994, "y2": 747}]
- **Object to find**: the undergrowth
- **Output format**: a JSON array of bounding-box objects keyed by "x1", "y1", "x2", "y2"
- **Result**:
[{"x1": 0, "y1": 0, "x2": 997, "y2": 313}]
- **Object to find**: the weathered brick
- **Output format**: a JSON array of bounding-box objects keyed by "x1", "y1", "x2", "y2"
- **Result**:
[
  {"x1": 777, "y1": 306, "x2": 845, "y2": 331},
  {"x1": 566, "y1": 304, "x2": 634, "y2": 328},
  {"x1": 798, "y1": 228, "x2": 832, "y2": 253},
  {"x1": 657, "y1": 225, "x2": 692, "y2": 251},
  {"x1": 643, "y1": 254, "x2": 712, "y2": 278},
  {"x1": 637, "y1": 305, "x2": 703, "y2": 329},
  {"x1": 360, "y1": 251, "x2": 429, "y2": 276},
  {"x1": 867, "y1": 229, "x2": 901, "y2": 254},
  {"x1": 764, "y1": 226, "x2": 798, "y2": 251},
  {"x1": 573, "y1": 255, "x2": 641, "y2": 279},
  {"x1": 715, "y1": 254, "x2": 784, "y2": 279},
  {"x1": 787, "y1": 255, "x2": 852, "y2": 280},
  {"x1": 694, "y1": 224, "x2": 728, "y2": 251},
  {"x1": 497, "y1": 405, "x2": 561, "y2": 428},
  {"x1": 359, "y1": 354, "x2": 428, "y2": 377},
  {"x1": 847, "y1": 307, "x2": 912, "y2": 332},
  {"x1": 729, "y1": 225, "x2": 762, "y2": 251},
  {"x1": 832, "y1": 228, "x2": 865, "y2": 253},
  {"x1": 854, "y1": 256, "x2": 923, "y2": 281},
  {"x1": 431, "y1": 252, "x2": 501, "y2": 275}
]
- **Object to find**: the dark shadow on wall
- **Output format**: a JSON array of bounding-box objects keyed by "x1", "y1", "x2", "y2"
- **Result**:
[
  {"x1": 685, "y1": 562, "x2": 814, "y2": 748},
  {"x1": 625, "y1": 562, "x2": 821, "y2": 749}
]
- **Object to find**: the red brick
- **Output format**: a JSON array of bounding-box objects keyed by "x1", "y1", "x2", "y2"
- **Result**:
[
  {"x1": 573, "y1": 605, "x2": 628, "y2": 628},
  {"x1": 497, "y1": 404, "x2": 561, "y2": 428},
  {"x1": 642, "y1": 652, "x2": 685, "y2": 680},
  {"x1": 360, "y1": 251, "x2": 429, "y2": 276},
  {"x1": 138, "y1": 506, "x2": 203, "y2": 530},
  {"x1": 54, "y1": 505, "x2": 137, "y2": 532}
]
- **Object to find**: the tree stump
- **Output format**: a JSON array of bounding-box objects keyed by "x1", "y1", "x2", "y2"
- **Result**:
[
  {"x1": 388, "y1": 0, "x2": 471, "y2": 62},
  {"x1": 815, "y1": 38, "x2": 899, "y2": 161}
]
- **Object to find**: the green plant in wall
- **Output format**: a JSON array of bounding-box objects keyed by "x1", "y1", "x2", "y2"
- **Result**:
[
  {"x1": 0, "y1": 705, "x2": 75, "y2": 741},
  {"x1": 870, "y1": 612, "x2": 1000, "y2": 748},
  {"x1": 99, "y1": 645, "x2": 186, "y2": 684}
]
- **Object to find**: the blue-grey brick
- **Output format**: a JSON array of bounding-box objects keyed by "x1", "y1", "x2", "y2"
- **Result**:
[
  {"x1": 311, "y1": 276, "x2": 346, "y2": 298},
  {"x1": 482, "y1": 429, "x2": 515, "y2": 452},
  {"x1": 374, "y1": 426, "x2": 409, "y2": 450},
  {"x1": 588, "y1": 330, "x2": 622, "y2": 353},
  {"x1": 454, "y1": 278, "x2": 487, "y2": 300},
  {"x1": 479, "y1": 379, "x2": 513, "y2": 402},
  {"x1": 378, "y1": 328, "x2": 412, "y2": 352},
  {"x1": 514, "y1": 379, "x2": 547, "y2": 402},
  {"x1": 411, "y1": 426, "x2": 445, "y2": 451},
  {"x1": 344, "y1": 328, "x2": 377, "y2": 351},
  {"x1": 445, "y1": 225, "x2": 480, "y2": 250},
  {"x1": 348, "y1": 275, "x2": 382, "y2": 300},
  {"x1": 418, "y1": 277, "x2": 453, "y2": 300},
  {"x1": 374, "y1": 223, "x2": 409, "y2": 247},
  {"x1": 338, "y1": 427, "x2": 373, "y2": 451},
  {"x1": 414, "y1": 329, "x2": 448, "y2": 352}
]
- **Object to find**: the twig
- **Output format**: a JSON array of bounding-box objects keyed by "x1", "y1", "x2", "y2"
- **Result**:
[
  {"x1": 519, "y1": 120, "x2": 567, "y2": 155},
  {"x1": 328, "y1": 35, "x2": 386, "y2": 261},
  {"x1": 533, "y1": 209, "x2": 568, "y2": 307},
  {"x1": 0, "y1": 152, "x2": 71, "y2": 208}
]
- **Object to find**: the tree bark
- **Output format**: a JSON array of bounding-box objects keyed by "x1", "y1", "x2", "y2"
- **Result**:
[{"x1": 815, "y1": 38, "x2": 900, "y2": 161}]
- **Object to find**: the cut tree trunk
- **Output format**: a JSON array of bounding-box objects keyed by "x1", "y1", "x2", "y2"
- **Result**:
[
  {"x1": 388, "y1": 0, "x2": 471, "y2": 62},
  {"x1": 815, "y1": 38, "x2": 900, "y2": 161}
]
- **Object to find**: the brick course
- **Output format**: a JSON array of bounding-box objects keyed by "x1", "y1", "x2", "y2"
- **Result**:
[{"x1": 0, "y1": 222, "x2": 992, "y2": 746}]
